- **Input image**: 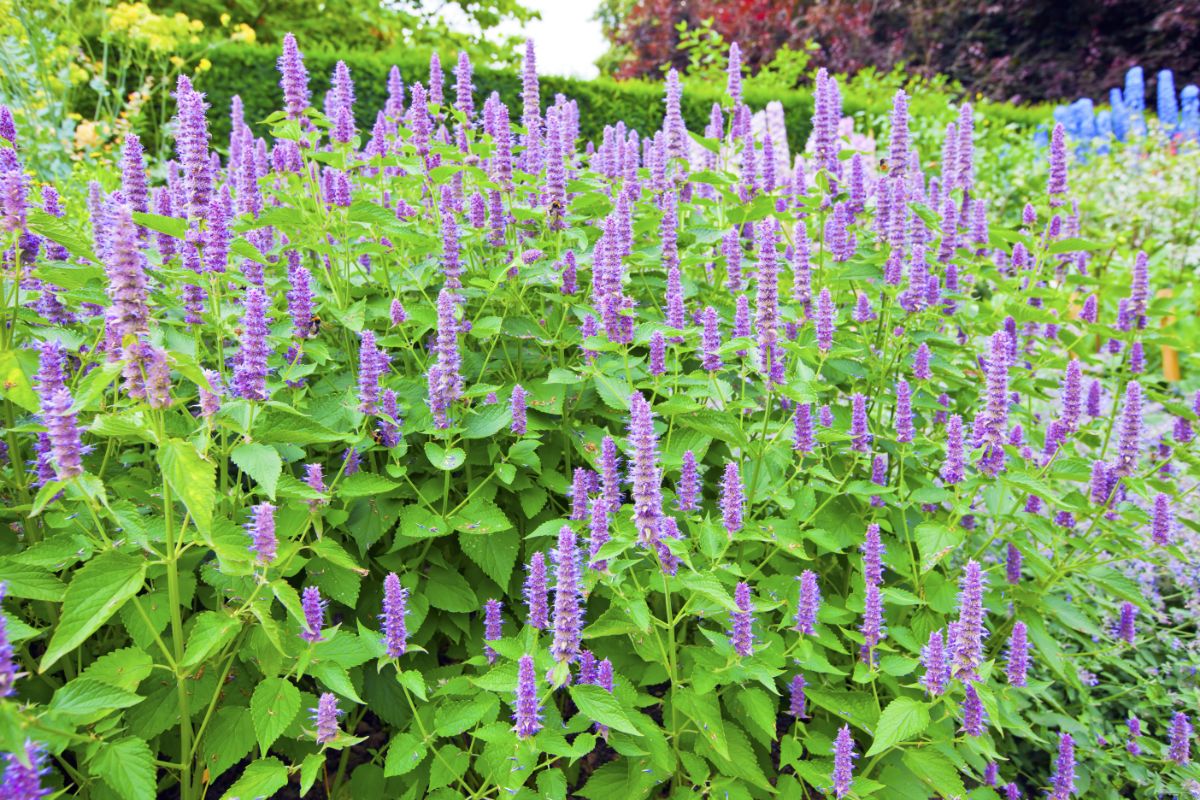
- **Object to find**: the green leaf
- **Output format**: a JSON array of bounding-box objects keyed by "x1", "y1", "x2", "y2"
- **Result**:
[
  {"x1": 384, "y1": 731, "x2": 427, "y2": 777},
  {"x1": 339, "y1": 472, "x2": 400, "y2": 497},
  {"x1": 181, "y1": 611, "x2": 240, "y2": 669},
  {"x1": 570, "y1": 685, "x2": 642, "y2": 736},
  {"x1": 463, "y1": 404, "x2": 510, "y2": 439},
  {"x1": 914, "y1": 521, "x2": 962, "y2": 572},
  {"x1": 40, "y1": 551, "x2": 146, "y2": 672},
  {"x1": 158, "y1": 438, "x2": 215, "y2": 535},
  {"x1": 0, "y1": 347, "x2": 38, "y2": 412},
  {"x1": 425, "y1": 567, "x2": 478, "y2": 612},
  {"x1": 434, "y1": 694, "x2": 496, "y2": 736},
  {"x1": 202, "y1": 706, "x2": 258, "y2": 781},
  {"x1": 92, "y1": 737, "x2": 155, "y2": 799},
  {"x1": 425, "y1": 441, "x2": 466, "y2": 470},
  {"x1": 676, "y1": 688, "x2": 727, "y2": 759},
  {"x1": 735, "y1": 687, "x2": 778, "y2": 744},
  {"x1": 131, "y1": 211, "x2": 186, "y2": 239},
  {"x1": 458, "y1": 528, "x2": 519, "y2": 588},
  {"x1": 902, "y1": 748, "x2": 967, "y2": 798},
  {"x1": 27, "y1": 208, "x2": 97, "y2": 263},
  {"x1": 50, "y1": 678, "x2": 143, "y2": 717},
  {"x1": 78, "y1": 647, "x2": 153, "y2": 692},
  {"x1": 231, "y1": 443, "x2": 282, "y2": 500},
  {"x1": 450, "y1": 498, "x2": 512, "y2": 534},
  {"x1": 0, "y1": 559, "x2": 66, "y2": 601},
  {"x1": 865, "y1": 697, "x2": 931, "y2": 756},
  {"x1": 221, "y1": 758, "x2": 289, "y2": 800},
  {"x1": 250, "y1": 678, "x2": 301, "y2": 754}
]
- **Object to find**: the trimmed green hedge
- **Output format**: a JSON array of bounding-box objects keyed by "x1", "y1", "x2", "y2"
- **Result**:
[{"x1": 192, "y1": 43, "x2": 1045, "y2": 155}]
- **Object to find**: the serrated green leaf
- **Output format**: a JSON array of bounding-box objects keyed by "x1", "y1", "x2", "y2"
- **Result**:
[
  {"x1": 40, "y1": 551, "x2": 146, "y2": 672},
  {"x1": 384, "y1": 731, "x2": 428, "y2": 777},
  {"x1": 180, "y1": 611, "x2": 240, "y2": 669},
  {"x1": 78, "y1": 647, "x2": 153, "y2": 692},
  {"x1": 251, "y1": 678, "x2": 301, "y2": 754},
  {"x1": 865, "y1": 697, "x2": 931, "y2": 756},
  {"x1": 231, "y1": 443, "x2": 282, "y2": 500},
  {"x1": 339, "y1": 472, "x2": 400, "y2": 497},
  {"x1": 458, "y1": 528, "x2": 519, "y2": 588},
  {"x1": 158, "y1": 438, "x2": 215, "y2": 535},
  {"x1": 221, "y1": 757, "x2": 289, "y2": 800},
  {"x1": 902, "y1": 747, "x2": 967, "y2": 798},
  {"x1": 50, "y1": 678, "x2": 143, "y2": 717},
  {"x1": 571, "y1": 684, "x2": 643, "y2": 736},
  {"x1": 92, "y1": 736, "x2": 155, "y2": 800}
]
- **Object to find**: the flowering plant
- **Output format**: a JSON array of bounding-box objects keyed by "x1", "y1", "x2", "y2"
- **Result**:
[{"x1": 0, "y1": 32, "x2": 1196, "y2": 800}]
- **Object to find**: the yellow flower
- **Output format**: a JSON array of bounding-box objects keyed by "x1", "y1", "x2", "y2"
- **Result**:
[
  {"x1": 197, "y1": 58, "x2": 212, "y2": 72},
  {"x1": 220, "y1": 13, "x2": 231, "y2": 26},
  {"x1": 230, "y1": 23, "x2": 256, "y2": 44},
  {"x1": 74, "y1": 121, "x2": 101, "y2": 151},
  {"x1": 170, "y1": 55, "x2": 184, "y2": 67}
]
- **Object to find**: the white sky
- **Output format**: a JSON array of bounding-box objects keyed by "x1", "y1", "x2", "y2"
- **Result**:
[{"x1": 437, "y1": 0, "x2": 607, "y2": 79}]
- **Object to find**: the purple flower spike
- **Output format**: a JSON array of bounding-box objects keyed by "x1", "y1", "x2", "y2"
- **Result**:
[
  {"x1": 913, "y1": 343, "x2": 932, "y2": 380},
  {"x1": 381, "y1": 572, "x2": 408, "y2": 658},
  {"x1": 795, "y1": 570, "x2": 821, "y2": 635},
  {"x1": 525, "y1": 552, "x2": 549, "y2": 629},
  {"x1": 588, "y1": 497, "x2": 610, "y2": 570},
  {"x1": 513, "y1": 654, "x2": 542, "y2": 739},
  {"x1": 312, "y1": 692, "x2": 339, "y2": 744},
  {"x1": 832, "y1": 724, "x2": 856, "y2": 798},
  {"x1": 793, "y1": 403, "x2": 815, "y2": 453},
  {"x1": 942, "y1": 414, "x2": 965, "y2": 484},
  {"x1": 278, "y1": 33, "x2": 311, "y2": 120},
  {"x1": 850, "y1": 393, "x2": 871, "y2": 453},
  {"x1": 247, "y1": 502, "x2": 277, "y2": 564},
  {"x1": 36, "y1": 352, "x2": 83, "y2": 480},
  {"x1": 0, "y1": 584, "x2": 15, "y2": 698},
  {"x1": 1115, "y1": 602, "x2": 1136, "y2": 644},
  {"x1": 816, "y1": 287, "x2": 836, "y2": 352},
  {"x1": 951, "y1": 560, "x2": 987, "y2": 681},
  {"x1": 961, "y1": 682, "x2": 986, "y2": 736},
  {"x1": 789, "y1": 673, "x2": 808, "y2": 719},
  {"x1": 550, "y1": 526, "x2": 582, "y2": 663},
  {"x1": 511, "y1": 384, "x2": 527, "y2": 435},
  {"x1": 300, "y1": 586, "x2": 326, "y2": 643},
  {"x1": 232, "y1": 286, "x2": 271, "y2": 401},
  {"x1": 1115, "y1": 380, "x2": 1142, "y2": 476},
  {"x1": 2, "y1": 740, "x2": 50, "y2": 799},
  {"x1": 1048, "y1": 123, "x2": 1068, "y2": 206},
  {"x1": 483, "y1": 599, "x2": 502, "y2": 664},
  {"x1": 1167, "y1": 713, "x2": 1189, "y2": 764},
  {"x1": 1006, "y1": 543, "x2": 1021, "y2": 584},
  {"x1": 1005, "y1": 783, "x2": 1022, "y2": 800},
  {"x1": 305, "y1": 464, "x2": 326, "y2": 510},
  {"x1": 1151, "y1": 493, "x2": 1172, "y2": 545},
  {"x1": 1007, "y1": 620, "x2": 1029, "y2": 686},
  {"x1": 677, "y1": 450, "x2": 700, "y2": 512},
  {"x1": 730, "y1": 581, "x2": 754, "y2": 657},
  {"x1": 922, "y1": 630, "x2": 948, "y2": 696},
  {"x1": 1050, "y1": 733, "x2": 1075, "y2": 799},
  {"x1": 428, "y1": 288, "x2": 462, "y2": 428},
  {"x1": 721, "y1": 461, "x2": 744, "y2": 536},
  {"x1": 357, "y1": 330, "x2": 383, "y2": 414},
  {"x1": 895, "y1": 379, "x2": 914, "y2": 443},
  {"x1": 599, "y1": 436, "x2": 621, "y2": 514},
  {"x1": 628, "y1": 392, "x2": 663, "y2": 543},
  {"x1": 701, "y1": 306, "x2": 722, "y2": 371}
]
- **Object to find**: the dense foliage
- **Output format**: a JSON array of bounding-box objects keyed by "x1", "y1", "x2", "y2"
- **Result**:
[
  {"x1": 597, "y1": 0, "x2": 1200, "y2": 103},
  {"x1": 0, "y1": 31, "x2": 1198, "y2": 800}
]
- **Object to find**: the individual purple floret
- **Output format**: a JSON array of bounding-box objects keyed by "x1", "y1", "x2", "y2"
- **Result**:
[
  {"x1": 312, "y1": 692, "x2": 340, "y2": 744},
  {"x1": 513, "y1": 654, "x2": 542, "y2": 739},
  {"x1": 300, "y1": 586, "x2": 326, "y2": 643},
  {"x1": 247, "y1": 502, "x2": 277, "y2": 565},
  {"x1": 730, "y1": 581, "x2": 754, "y2": 657},
  {"x1": 381, "y1": 572, "x2": 409, "y2": 658},
  {"x1": 525, "y1": 552, "x2": 549, "y2": 629}
]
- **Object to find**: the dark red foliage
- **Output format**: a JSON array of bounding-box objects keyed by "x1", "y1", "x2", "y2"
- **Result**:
[{"x1": 606, "y1": 0, "x2": 1200, "y2": 102}]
